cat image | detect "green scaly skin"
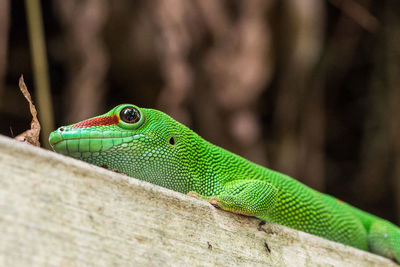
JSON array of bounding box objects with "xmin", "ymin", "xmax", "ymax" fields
[{"xmin": 49, "ymin": 104, "xmax": 400, "ymax": 263}]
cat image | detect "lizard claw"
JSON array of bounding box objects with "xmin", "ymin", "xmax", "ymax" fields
[
  {"xmin": 187, "ymin": 191, "xmax": 201, "ymax": 199},
  {"xmin": 208, "ymin": 198, "xmax": 222, "ymax": 209}
]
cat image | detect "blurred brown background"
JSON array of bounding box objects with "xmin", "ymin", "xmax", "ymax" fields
[{"xmin": 0, "ymin": 0, "xmax": 399, "ymax": 224}]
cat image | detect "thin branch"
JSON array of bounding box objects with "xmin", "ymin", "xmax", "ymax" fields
[
  {"xmin": 329, "ymin": 0, "xmax": 380, "ymax": 32},
  {"xmin": 25, "ymin": 0, "xmax": 54, "ymax": 149}
]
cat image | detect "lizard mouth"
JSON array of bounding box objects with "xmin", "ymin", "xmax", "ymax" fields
[{"xmin": 49, "ymin": 128, "xmax": 143, "ymax": 157}]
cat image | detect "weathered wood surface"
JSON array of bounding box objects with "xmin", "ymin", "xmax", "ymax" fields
[{"xmin": 0, "ymin": 135, "xmax": 397, "ymax": 266}]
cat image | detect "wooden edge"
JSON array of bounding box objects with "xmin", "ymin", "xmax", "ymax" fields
[{"xmin": 0, "ymin": 135, "xmax": 397, "ymax": 266}]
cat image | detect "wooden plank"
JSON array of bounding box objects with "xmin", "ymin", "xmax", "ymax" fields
[{"xmin": 0, "ymin": 135, "xmax": 396, "ymax": 266}]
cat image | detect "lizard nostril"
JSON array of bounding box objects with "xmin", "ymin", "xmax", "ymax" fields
[{"xmin": 59, "ymin": 127, "xmax": 65, "ymax": 132}]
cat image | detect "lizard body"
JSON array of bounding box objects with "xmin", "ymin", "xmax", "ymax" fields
[{"xmin": 49, "ymin": 104, "xmax": 400, "ymax": 263}]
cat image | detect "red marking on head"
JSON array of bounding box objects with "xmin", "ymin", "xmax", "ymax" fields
[{"xmin": 71, "ymin": 115, "xmax": 119, "ymax": 128}]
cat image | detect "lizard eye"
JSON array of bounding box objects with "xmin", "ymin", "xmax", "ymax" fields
[{"xmin": 120, "ymin": 107, "xmax": 140, "ymax": 124}]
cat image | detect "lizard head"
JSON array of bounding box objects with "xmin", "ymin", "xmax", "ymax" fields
[{"xmin": 49, "ymin": 104, "xmax": 199, "ymax": 193}]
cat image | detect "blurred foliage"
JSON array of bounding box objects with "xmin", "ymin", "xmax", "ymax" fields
[{"xmin": 0, "ymin": 0, "xmax": 399, "ymax": 223}]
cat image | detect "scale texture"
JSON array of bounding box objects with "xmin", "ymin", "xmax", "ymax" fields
[{"xmin": 49, "ymin": 104, "xmax": 400, "ymax": 263}]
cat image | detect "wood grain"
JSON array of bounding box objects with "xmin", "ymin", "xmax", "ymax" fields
[{"xmin": 0, "ymin": 135, "xmax": 396, "ymax": 266}]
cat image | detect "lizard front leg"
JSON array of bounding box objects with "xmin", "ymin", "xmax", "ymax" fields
[{"xmin": 190, "ymin": 180, "xmax": 278, "ymax": 217}]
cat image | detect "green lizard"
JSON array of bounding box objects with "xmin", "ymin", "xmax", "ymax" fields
[{"xmin": 49, "ymin": 104, "xmax": 400, "ymax": 263}]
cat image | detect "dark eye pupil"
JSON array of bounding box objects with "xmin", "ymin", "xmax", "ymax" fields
[{"xmin": 120, "ymin": 107, "xmax": 140, "ymax": 123}]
